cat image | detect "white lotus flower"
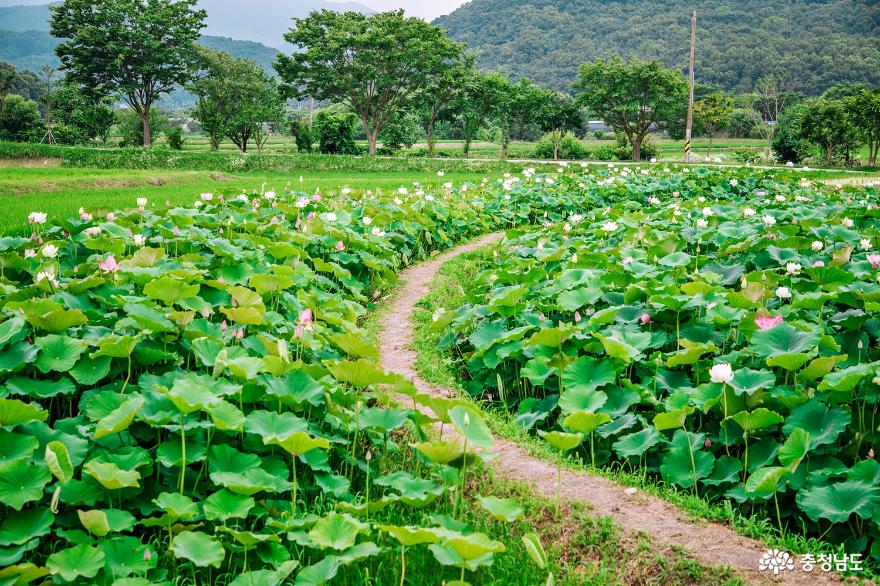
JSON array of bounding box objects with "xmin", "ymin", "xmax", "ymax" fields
[
  {"xmin": 136, "ymin": 198, "xmax": 148, "ymax": 209},
  {"xmin": 24, "ymin": 249, "xmax": 36, "ymax": 258},
  {"xmin": 601, "ymin": 221, "xmax": 619, "ymax": 232},
  {"xmin": 842, "ymin": 217, "xmax": 854, "ymax": 228},
  {"xmin": 811, "ymin": 241, "xmax": 823, "ymax": 252},
  {"xmin": 200, "ymin": 193, "xmax": 213, "ymax": 201},
  {"xmin": 326, "ymin": 212, "xmax": 337, "ymax": 222},
  {"xmin": 133, "ymin": 234, "xmax": 145, "ymax": 246},
  {"xmin": 860, "ymin": 238, "xmax": 872, "ymax": 250},
  {"xmin": 28, "ymin": 212, "xmax": 47, "ymax": 225},
  {"xmin": 696, "ymin": 218, "xmax": 708, "ymax": 228},
  {"xmin": 362, "ymin": 216, "xmax": 373, "ymax": 226},
  {"xmin": 743, "ymin": 207, "xmax": 756, "ymax": 218},
  {"xmin": 41, "ymin": 244, "xmax": 58, "ymax": 258},
  {"xmin": 84, "ymin": 227, "xmax": 101, "ymax": 237},
  {"xmin": 398, "ymin": 188, "xmax": 408, "ymax": 195},
  {"xmin": 763, "ymin": 215, "xmax": 776, "ymax": 226},
  {"xmin": 709, "ymin": 363, "xmax": 734, "ymax": 384},
  {"xmin": 702, "ymin": 207, "xmax": 713, "ymax": 217},
  {"xmin": 296, "ymin": 198, "xmax": 309, "ymax": 208},
  {"xmin": 786, "ymin": 262, "xmax": 802, "ymax": 275},
  {"xmin": 776, "ymin": 286, "xmax": 791, "ymax": 299}
]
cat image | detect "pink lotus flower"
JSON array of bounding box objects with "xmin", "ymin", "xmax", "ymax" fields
[
  {"xmin": 165, "ymin": 199, "xmax": 171, "ymax": 207},
  {"xmin": 312, "ymin": 193, "xmax": 321, "ymax": 202},
  {"xmin": 640, "ymin": 313, "xmax": 651, "ymax": 325},
  {"xmin": 868, "ymin": 254, "xmax": 880, "ymax": 269},
  {"xmin": 220, "ymin": 320, "xmax": 227, "ymax": 332},
  {"xmin": 144, "ymin": 548, "xmax": 151, "ymax": 562},
  {"xmin": 106, "ymin": 212, "xmax": 116, "ymax": 221},
  {"xmin": 336, "ymin": 241, "xmax": 345, "ymax": 251},
  {"xmin": 295, "ymin": 309, "xmax": 313, "ymax": 338},
  {"xmin": 704, "ymin": 437, "xmax": 712, "ymax": 448},
  {"xmin": 307, "ymin": 212, "xmax": 316, "ymax": 221},
  {"xmin": 813, "ymin": 260, "xmax": 825, "ymax": 267},
  {"xmin": 172, "ymin": 226, "xmax": 180, "ymax": 236},
  {"xmin": 755, "ymin": 314, "xmax": 784, "ymax": 330},
  {"xmin": 574, "ymin": 310, "xmax": 581, "ymax": 323},
  {"xmin": 201, "ymin": 308, "xmax": 211, "ymax": 318},
  {"xmin": 235, "ymin": 328, "xmax": 244, "ymax": 340},
  {"xmin": 98, "ymin": 255, "xmax": 120, "ymax": 273}
]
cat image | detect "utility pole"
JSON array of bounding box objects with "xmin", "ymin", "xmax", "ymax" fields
[
  {"xmin": 684, "ymin": 10, "xmax": 696, "ymax": 162},
  {"xmin": 308, "ymin": 96, "xmax": 314, "ymax": 129},
  {"xmin": 40, "ymin": 65, "xmax": 56, "ymax": 145}
]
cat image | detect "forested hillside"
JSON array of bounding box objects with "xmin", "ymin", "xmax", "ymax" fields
[{"xmin": 434, "ymin": 0, "xmax": 880, "ymax": 95}]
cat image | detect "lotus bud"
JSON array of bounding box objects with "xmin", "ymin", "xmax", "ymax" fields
[
  {"xmin": 365, "ymin": 449, "xmax": 372, "ymax": 462},
  {"xmin": 869, "ymin": 448, "xmax": 874, "ymax": 459},
  {"xmin": 51, "ymin": 486, "xmax": 61, "ymax": 514},
  {"xmin": 704, "ymin": 437, "xmax": 712, "ymax": 448},
  {"xmin": 144, "ymin": 548, "xmax": 152, "ymax": 562}
]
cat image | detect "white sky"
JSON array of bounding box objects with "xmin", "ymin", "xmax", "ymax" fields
[{"xmin": 331, "ymin": 0, "xmax": 470, "ymax": 20}]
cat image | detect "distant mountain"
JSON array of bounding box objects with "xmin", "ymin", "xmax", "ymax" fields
[
  {"xmin": 433, "ymin": 0, "xmax": 880, "ymax": 95},
  {"xmin": 0, "ymin": 0, "xmax": 374, "ymax": 49}
]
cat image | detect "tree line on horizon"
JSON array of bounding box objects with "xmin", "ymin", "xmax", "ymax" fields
[{"xmin": 0, "ymin": 0, "xmax": 877, "ymax": 165}]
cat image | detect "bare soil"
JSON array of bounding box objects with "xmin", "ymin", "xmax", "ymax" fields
[{"xmin": 376, "ymin": 232, "xmax": 841, "ymax": 586}]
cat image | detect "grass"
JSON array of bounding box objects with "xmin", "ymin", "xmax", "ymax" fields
[
  {"xmin": 0, "ymin": 166, "xmax": 497, "ymax": 235},
  {"xmin": 405, "ymin": 246, "xmax": 870, "ymax": 577}
]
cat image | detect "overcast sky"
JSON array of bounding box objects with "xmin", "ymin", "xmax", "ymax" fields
[{"xmin": 331, "ymin": 0, "xmax": 470, "ymax": 21}]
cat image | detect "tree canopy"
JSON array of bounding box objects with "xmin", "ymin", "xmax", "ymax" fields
[
  {"xmin": 50, "ymin": 0, "xmax": 207, "ymax": 147},
  {"xmin": 275, "ymin": 10, "xmax": 464, "ymax": 155},
  {"xmin": 575, "ymin": 57, "xmax": 688, "ymax": 160}
]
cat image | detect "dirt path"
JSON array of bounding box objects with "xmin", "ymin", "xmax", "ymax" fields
[{"xmin": 377, "ymin": 233, "xmax": 839, "ymax": 586}]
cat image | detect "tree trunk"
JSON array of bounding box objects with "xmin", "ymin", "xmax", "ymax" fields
[
  {"xmin": 826, "ymin": 144, "xmax": 833, "ymax": 165},
  {"xmin": 367, "ymin": 128, "xmax": 378, "ymax": 156},
  {"xmin": 632, "ymin": 137, "xmax": 641, "ymax": 161},
  {"xmin": 140, "ymin": 109, "xmax": 151, "ymax": 148},
  {"xmin": 426, "ymin": 121, "xmax": 435, "ymax": 157},
  {"xmin": 500, "ymin": 128, "xmax": 508, "ymax": 159},
  {"xmin": 210, "ymin": 135, "xmax": 219, "ymax": 151},
  {"xmin": 553, "ymin": 137, "xmax": 560, "ymax": 161},
  {"xmin": 463, "ymin": 134, "xmax": 472, "ymax": 156}
]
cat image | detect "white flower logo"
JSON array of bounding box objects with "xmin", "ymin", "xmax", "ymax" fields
[{"xmin": 758, "ymin": 549, "xmax": 794, "ymax": 575}]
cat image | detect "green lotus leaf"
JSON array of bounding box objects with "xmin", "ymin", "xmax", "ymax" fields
[
  {"xmin": 5, "ymin": 376, "xmax": 77, "ymax": 399},
  {"xmin": 448, "ymin": 405, "xmax": 493, "ymax": 450},
  {"xmin": 0, "ymin": 508, "xmax": 53, "ymax": 547},
  {"xmin": 358, "ymin": 407, "xmax": 410, "ymax": 432},
  {"xmin": 817, "ymin": 363, "xmax": 871, "ymax": 396},
  {"xmin": 29, "ymin": 309, "xmax": 88, "ymax": 333},
  {"xmin": 249, "ymin": 273, "xmax": 294, "ymax": 295},
  {"xmin": 476, "ymin": 495, "xmax": 524, "ymax": 522},
  {"xmin": 69, "ymin": 355, "xmax": 112, "ymax": 385},
  {"xmin": 164, "ymin": 374, "xmax": 224, "ymax": 413},
  {"xmin": 443, "ymin": 532, "xmax": 506, "ymax": 560},
  {"xmin": 83, "ymin": 460, "xmax": 140, "ymax": 490},
  {"xmin": 261, "ymin": 370, "xmax": 325, "ymax": 407},
  {"xmin": 704, "ymin": 455, "xmax": 744, "ymax": 486},
  {"xmin": 413, "ymin": 437, "xmax": 467, "ymax": 464},
  {"xmin": 562, "ymin": 411, "xmax": 611, "ymax": 434},
  {"xmin": 204, "ymin": 489, "xmax": 255, "ymax": 521},
  {"xmin": 0, "ymin": 341, "xmax": 38, "ymax": 374},
  {"xmin": 728, "ymin": 368, "xmax": 776, "ymax": 396},
  {"xmin": 796, "ymin": 480, "xmax": 880, "ymax": 523},
  {"xmin": 0, "ymin": 459, "xmax": 51, "ymax": 510},
  {"xmin": 520, "ymin": 356, "xmax": 556, "ymax": 385},
  {"xmin": 799, "ymin": 355, "xmax": 847, "ymax": 381},
  {"xmin": 91, "ymin": 334, "xmax": 140, "ymax": 359},
  {"xmin": 329, "ymin": 332, "xmax": 380, "ymax": 360},
  {"xmin": 558, "ymin": 388, "xmax": 607, "ymax": 414},
  {"xmin": 144, "ymin": 276, "xmax": 200, "ymax": 306},
  {"xmin": 155, "ymin": 492, "xmax": 199, "ymax": 521},
  {"xmin": 221, "ymin": 306, "xmax": 264, "ymax": 325},
  {"xmin": 34, "ymin": 334, "xmax": 86, "ymax": 373},
  {"xmin": 561, "ymin": 356, "xmax": 617, "ymax": 394},
  {"xmin": 782, "ymin": 399, "xmax": 850, "ymax": 448},
  {"xmin": 206, "ymin": 400, "xmax": 246, "ymax": 431},
  {"xmin": 613, "ymin": 427, "xmax": 663, "ymax": 458},
  {"xmin": 0, "ymin": 562, "xmax": 50, "ymax": 584},
  {"xmin": 100, "ymin": 536, "xmax": 155, "ymax": 578},
  {"xmin": 652, "ymin": 405, "xmax": 695, "ymax": 431},
  {"xmin": 0, "ymin": 430, "xmax": 38, "ymax": 463},
  {"xmin": 294, "ymin": 556, "xmax": 339, "ymax": 586},
  {"xmin": 538, "ymin": 430, "xmax": 582, "ymax": 452},
  {"xmin": 0, "ymin": 316, "xmax": 25, "ymax": 348},
  {"xmin": 778, "ymin": 428, "xmax": 810, "ymax": 472},
  {"xmin": 270, "ymin": 431, "xmax": 330, "ymax": 456},
  {"xmin": 94, "ymin": 395, "xmax": 144, "ymax": 439},
  {"xmin": 309, "ymin": 513, "xmax": 361, "ymax": 551},
  {"xmin": 727, "ymin": 408, "xmax": 783, "ymax": 434},
  {"xmin": 0, "ymin": 398, "xmax": 48, "ymax": 427},
  {"xmin": 658, "ymin": 251, "xmax": 692, "ymax": 267},
  {"xmin": 47, "ymin": 544, "xmax": 105, "ymax": 582},
  {"xmin": 124, "ymin": 302, "xmax": 176, "ymax": 333},
  {"xmin": 327, "ymin": 359, "xmax": 395, "ymax": 386},
  {"xmin": 750, "ymin": 323, "xmax": 819, "ymax": 363},
  {"xmin": 77, "ymin": 509, "xmax": 111, "ymax": 537},
  {"xmin": 659, "ymin": 431, "xmax": 714, "ymax": 488},
  {"xmin": 745, "ymin": 466, "xmax": 788, "ymax": 494},
  {"xmin": 229, "ymin": 561, "xmax": 300, "ymax": 586},
  {"xmin": 172, "ymin": 531, "xmax": 225, "ymax": 568},
  {"xmin": 245, "ymin": 410, "xmax": 309, "ymax": 442},
  {"xmin": 593, "ymin": 332, "xmax": 644, "ymax": 363},
  {"xmin": 526, "ymin": 325, "xmax": 575, "ymax": 348},
  {"xmin": 378, "ymin": 524, "xmax": 443, "ymax": 547},
  {"xmin": 521, "ymin": 532, "xmax": 547, "ymax": 570}
]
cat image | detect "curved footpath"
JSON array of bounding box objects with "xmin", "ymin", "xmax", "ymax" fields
[{"xmin": 377, "ymin": 232, "xmax": 841, "ymax": 586}]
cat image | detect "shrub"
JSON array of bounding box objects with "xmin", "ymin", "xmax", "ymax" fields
[
  {"xmin": 0, "ymin": 94, "xmax": 43, "ymax": 142},
  {"xmin": 166, "ymin": 126, "xmax": 184, "ymax": 150},
  {"xmin": 613, "ymin": 134, "xmax": 658, "ymax": 160},
  {"xmin": 772, "ymin": 104, "xmax": 812, "ymax": 164},
  {"xmin": 118, "ymin": 108, "xmax": 169, "ymax": 148},
  {"xmin": 533, "ymin": 131, "xmax": 587, "ymax": 160},
  {"xmin": 379, "ymin": 110, "xmax": 421, "ymax": 152},
  {"xmin": 314, "ymin": 110, "xmax": 359, "ymax": 155}
]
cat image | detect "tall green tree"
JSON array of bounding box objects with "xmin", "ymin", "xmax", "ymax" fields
[
  {"xmin": 489, "ymin": 75, "xmax": 544, "ymax": 159},
  {"xmin": 52, "ymin": 81, "xmax": 115, "ymax": 143},
  {"xmin": 847, "ymin": 89, "xmax": 880, "ymax": 166},
  {"xmin": 574, "ymin": 58, "xmax": 687, "ymax": 160},
  {"xmin": 535, "ymin": 91, "xmax": 582, "ymax": 160},
  {"xmin": 190, "ymin": 49, "xmax": 285, "ymax": 153},
  {"xmin": 694, "ymin": 92, "xmax": 734, "ymax": 158},
  {"xmin": 50, "ymin": 0, "xmax": 206, "ymax": 147},
  {"xmin": 274, "ymin": 10, "xmax": 463, "ymax": 156},
  {"xmin": 413, "ymin": 53, "xmax": 474, "ymax": 156},
  {"xmin": 455, "ymin": 71, "xmax": 499, "ymax": 156},
  {"xmin": 0, "ymin": 94, "xmax": 42, "ymax": 142},
  {"xmin": 800, "ymin": 98, "xmax": 861, "ymax": 164}
]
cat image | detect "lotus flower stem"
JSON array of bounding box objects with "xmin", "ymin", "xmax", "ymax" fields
[
  {"xmin": 682, "ymin": 421, "xmax": 699, "ymax": 498},
  {"xmin": 454, "ymin": 437, "xmax": 469, "ymax": 519},
  {"xmin": 556, "ymin": 459, "xmax": 561, "ymax": 513},
  {"xmin": 773, "ymin": 490, "xmax": 783, "ymax": 537},
  {"xmin": 179, "ymin": 414, "xmax": 186, "ymax": 495},
  {"xmin": 291, "ymin": 455, "xmax": 298, "ymax": 515}
]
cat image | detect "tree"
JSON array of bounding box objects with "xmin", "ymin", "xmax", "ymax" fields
[
  {"xmin": 52, "ymin": 81, "xmax": 116, "ymax": 143},
  {"xmin": 772, "ymin": 103, "xmax": 811, "ymax": 164},
  {"xmin": 848, "ymin": 89, "xmax": 880, "ymax": 166},
  {"xmin": 800, "ymin": 98, "xmax": 861, "ymax": 165},
  {"xmin": 487, "ymin": 75, "xmax": 544, "ymax": 159},
  {"xmin": 379, "ymin": 110, "xmax": 421, "ymax": 153},
  {"xmin": 413, "ymin": 53, "xmax": 474, "ymax": 156},
  {"xmin": 574, "ymin": 58, "xmax": 687, "ymax": 161},
  {"xmin": 50, "ymin": 0, "xmax": 207, "ymax": 147},
  {"xmin": 314, "ymin": 109, "xmax": 359, "ymax": 155},
  {"xmin": 0, "ymin": 94, "xmax": 43, "ymax": 142},
  {"xmin": 694, "ymin": 92, "xmax": 734, "ymax": 158},
  {"xmin": 190, "ymin": 49, "xmax": 285, "ymax": 153},
  {"xmin": 535, "ymin": 91, "xmax": 582, "ymax": 160},
  {"xmin": 275, "ymin": 10, "xmax": 463, "ymax": 156},
  {"xmin": 455, "ymin": 71, "xmax": 499, "ymax": 156}
]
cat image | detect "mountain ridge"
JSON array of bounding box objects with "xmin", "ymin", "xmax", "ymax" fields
[{"xmin": 433, "ymin": 0, "xmax": 880, "ymax": 95}]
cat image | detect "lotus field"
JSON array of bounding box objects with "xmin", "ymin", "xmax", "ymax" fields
[
  {"xmin": 436, "ymin": 167, "xmax": 880, "ymax": 567},
  {"xmin": 0, "ymin": 182, "xmax": 584, "ymax": 585}
]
